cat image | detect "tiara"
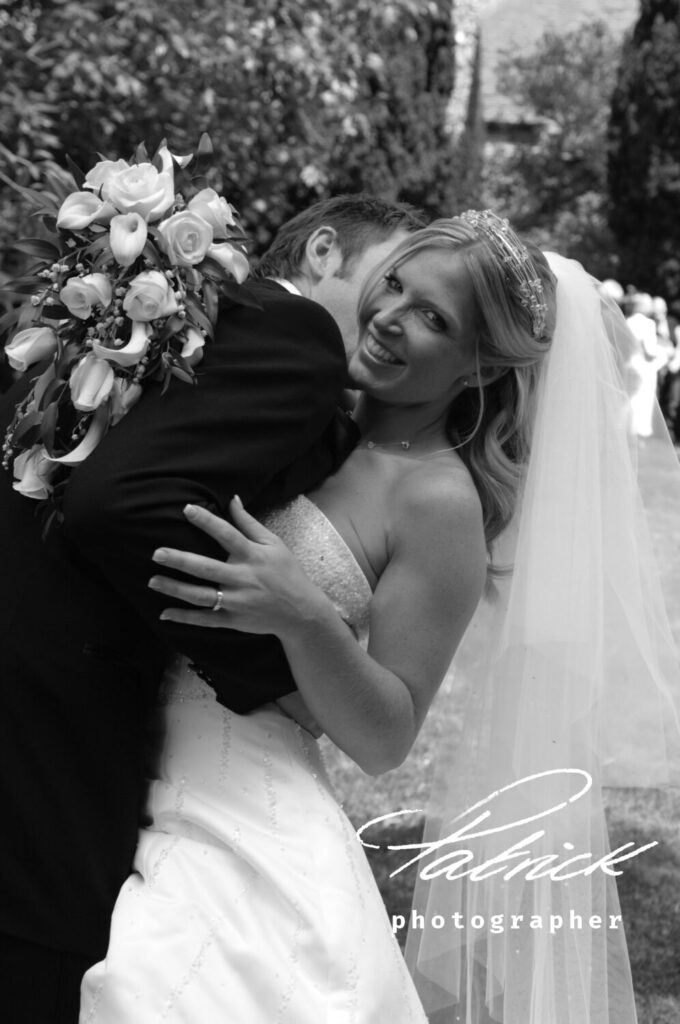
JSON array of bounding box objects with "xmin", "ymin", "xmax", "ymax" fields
[{"xmin": 459, "ymin": 210, "xmax": 548, "ymax": 339}]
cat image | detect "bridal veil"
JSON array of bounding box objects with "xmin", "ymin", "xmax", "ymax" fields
[{"xmin": 405, "ymin": 253, "xmax": 680, "ymax": 1023}]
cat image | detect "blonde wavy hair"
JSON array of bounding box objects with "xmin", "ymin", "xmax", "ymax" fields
[{"xmin": 357, "ymin": 216, "xmax": 558, "ymax": 562}]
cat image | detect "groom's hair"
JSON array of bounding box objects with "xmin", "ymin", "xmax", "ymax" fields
[{"xmin": 254, "ymin": 195, "xmax": 426, "ymax": 281}]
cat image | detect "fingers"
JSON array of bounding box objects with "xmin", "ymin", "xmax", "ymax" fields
[
  {"xmin": 148, "ymin": 574, "xmax": 221, "ymax": 608},
  {"xmin": 158, "ymin": 607, "xmax": 232, "ymax": 629},
  {"xmin": 183, "ymin": 503, "xmax": 251, "ymax": 556},
  {"xmin": 151, "ymin": 546, "xmax": 230, "ymax": 584},
  {"xmin": 229, "ymin": 495, "xmax": 276, "ymax": 543}
]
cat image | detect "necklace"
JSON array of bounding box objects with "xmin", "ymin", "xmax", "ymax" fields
[
  {"xmin": 359, "ymin": 439, "xmax": 458, "ymax": 459},
  {"xmin": 364, "ymin": 439, "xmax": 411, "ymax": 450}
]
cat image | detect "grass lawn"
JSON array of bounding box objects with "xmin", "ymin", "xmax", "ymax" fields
[{"xmin": 320, "ymin": 438, "xmax": 680, "ymax": 1022}]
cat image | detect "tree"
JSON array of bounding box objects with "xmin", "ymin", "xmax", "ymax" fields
[
  {"xmin": 608, "ymin": 0, "xmax": 680, "ymax": 299},
  {"xmin": 482, "ymin": 20, "xmax": 622, "ymax": 277},
  {"xmin": 0, "ymin": 0, "xmax": 458, "ymax": 269}
]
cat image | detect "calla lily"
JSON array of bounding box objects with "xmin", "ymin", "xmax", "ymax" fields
[
  {"xmin": 5, "ymin": 326, "xmax": 58, "ymax": 371},
  {"xmin": 110, "ymin": 378, "xmax": 144, "ymax": 426},
  {"xmin": 12, "ymin": 445, "xmax": 56, "ymax": 500},
  {"xmin": 92, "ymin": 321, "xmax": 151, "ymax": 368},
  {"xmin": 45, "ymin": 403, "xmax": 110, "ymax": 466},
  {"xmin": 181, "ymin": 327, "xmax": 205, "ymax": 367},
  {"xmin": 69, "ymin": 354, "xmax": 115, "ymax": 412},
  {"xmin": 206, "ymin": 243, "xmax": 249, "ymax": 283},
  {"xmin": 109, "ymin": 212, "xmax": 148, "ymax": 268},
  {"xmin": 57, "ymin": 191, "xmax": 114, "ymax": 230}
]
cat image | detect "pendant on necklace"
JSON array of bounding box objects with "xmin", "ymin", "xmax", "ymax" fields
[{"xmin": 366, "ymin": 440, "xmax": 411, "ymax": 450}]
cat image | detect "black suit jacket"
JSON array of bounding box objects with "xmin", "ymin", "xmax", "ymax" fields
[{"xmin": 0, "ymin": 280, "xmax": 356, "ymax": 958}]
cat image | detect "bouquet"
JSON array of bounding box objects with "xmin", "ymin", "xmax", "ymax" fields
[{"xmin": 1, "ymin": 135, "xmax": 255, "ymax": 523}]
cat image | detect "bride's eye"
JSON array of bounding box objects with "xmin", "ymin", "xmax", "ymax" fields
[
  {"xmin": 423, "ymin": 309, "xmax": 446, "ymax": 330},
  {"xmin": 384, "ymin": 272, "xmax": 402, "ymax": 292}
]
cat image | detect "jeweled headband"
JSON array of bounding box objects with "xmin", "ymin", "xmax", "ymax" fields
[{"xmin": 459, "ymin": 210, "xmax": 548, "ymax": 339}]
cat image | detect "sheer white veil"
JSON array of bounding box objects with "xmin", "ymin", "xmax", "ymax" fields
[{"xmin": 404, "ymin": 253, "xmax": 680, "ymax": 1023}]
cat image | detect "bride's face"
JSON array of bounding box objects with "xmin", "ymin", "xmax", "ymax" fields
[{"xmin": 348, "ymin": 249, "xmax": 479, "ymax": 405}]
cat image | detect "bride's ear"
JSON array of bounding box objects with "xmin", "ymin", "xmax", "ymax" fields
[
  {"xmin": 304, "ymin": 227, "xmax": 341, "ymax": 281},
  {"xmin": 468, "ymin": 365, "xmax": 507, "ymax": 388}
]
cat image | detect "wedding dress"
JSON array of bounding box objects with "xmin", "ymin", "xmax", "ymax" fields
[{"xmin": 80, "ymin": 495, "xmax": 428, "ymax": 1024}]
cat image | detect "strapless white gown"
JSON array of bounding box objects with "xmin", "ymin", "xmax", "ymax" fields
[{"xmin": 80, "ymin": 497, "xmax": 427, "ymax": 1023}]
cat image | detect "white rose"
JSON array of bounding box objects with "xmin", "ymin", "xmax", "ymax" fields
[
  {"xmin": 69, "ymin": 354, "xmax": 115, "ymax": 411},
  {"xmin": 180, "ymin": 327, "xmax": 205, "ymax": 368},
  {"xmin": 105, "ymin": 162, "xmax": 174, "ymax": 222},
  {"xmin": 5, "ymin": 326, "xmax": 57, "ymax": 371},
  {"xmin": 57, "ymin": 191, "xmax": 114, "ymax": 230},
  {"xmin": 60, "ymin": 273, "xmax": 113, "ymax": 320},
  {"xmin": 12, "ymin": 445, "xmax": 56, "ymax": 500},
  {"xmin": 84, "ymin": 158, "xmax": 130, "ymax": 194},
  {"xmin": 122, "ymin": 270, "xmax": 179, "ymax": 322},
  {"xmin": 158, "ymin": 210, "xmax": 213, "ymax": 266},
  {"xmin": 92, "ymin": 320, "xmax": 151, "ymax": 368},
  {"xmin": 206, "ymin": 243, "xmax": 249, "ymax": 283},
  {"xmin": 187, "ymin": 188, "xmax": 236, "ymax": 239}
]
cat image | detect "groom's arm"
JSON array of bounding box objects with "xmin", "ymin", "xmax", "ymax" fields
[{"xmin": 62, "ymin": 285, "xmax": 352, "ymax": 711}]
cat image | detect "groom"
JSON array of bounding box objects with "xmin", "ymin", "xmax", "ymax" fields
[{"xmin": 0, "ymin": 193, "xmax": 423, "ymax": 1021}]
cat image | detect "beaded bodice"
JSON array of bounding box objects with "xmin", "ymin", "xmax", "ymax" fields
[{"xmin": 261, "ymin": 494, "xmax": 372, "ymax": 649}]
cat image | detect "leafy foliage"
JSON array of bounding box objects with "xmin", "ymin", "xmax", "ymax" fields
[
  {"xmin": 482, "ymin": 20, "xmax": 622, "ymax": 277},
  {"xmin": 608, "ymin": 0, "xmax": 680, "ymax": 298},
  {"xmin": 0, "ymin": 0, "xmax": 458, "ymax": 273}
]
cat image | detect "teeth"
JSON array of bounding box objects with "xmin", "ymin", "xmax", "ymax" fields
[{"xmin": 366, "ymin": 335, "xmax": 402, "ymax": 365}]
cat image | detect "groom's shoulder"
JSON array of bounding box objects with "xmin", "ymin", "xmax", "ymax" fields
[{"xmin": 217, "ymin": 278, "xmax": 343, "ymax": 349}]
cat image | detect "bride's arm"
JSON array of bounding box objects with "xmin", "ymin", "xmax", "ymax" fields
[{"xmin": 150, "ymin": 481, "xmax": 486, "ymax": 775}]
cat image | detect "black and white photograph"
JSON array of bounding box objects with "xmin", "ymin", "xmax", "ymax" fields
[{"xmin": 0, "ymin": 1, "xmax": 679, "ymax": 1022}]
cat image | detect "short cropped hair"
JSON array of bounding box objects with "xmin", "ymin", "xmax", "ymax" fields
[{"xmin": 254, "ymin": 194, "xmax": 427, "ymax": 281}]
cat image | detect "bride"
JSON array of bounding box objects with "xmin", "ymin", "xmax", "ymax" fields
[{"xmin": 80, "ymin": 213, "xmax": 680, "ymax": 1023}]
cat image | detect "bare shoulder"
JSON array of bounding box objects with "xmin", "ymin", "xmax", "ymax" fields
[
  {"xmin": 383, "ymin": 454, "xmax": 487, "ymax": 620},
  {"xmin": 390, "ymin": 455, "xmax": 484, "ymax": 547}
]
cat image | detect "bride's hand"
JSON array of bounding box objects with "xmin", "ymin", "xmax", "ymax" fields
[{"xmin": 149, "ymin": 497, "xmax": 328, "ymax": 636}]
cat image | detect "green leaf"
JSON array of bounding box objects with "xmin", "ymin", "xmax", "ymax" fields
[
  {"xmin": 203, "ymin": 280, "xmax": 219, "ymax": 326},
  {"xmin": 0, "ymin": 307, "xmax": 22, "ymax": 335},
  {"xmin": 141, "ymin": 240, "xmax": 163, "ymax": 267},
  {"xmin": 170, "ymin": 365, "xmax": 196, "ymax": 385},
  {"xmin": 55, "ymin": 342, "xmax": 81, "ymax": 376},
  {"xmin": 13, "ymin": 238, "xmax": 62, "ymax": 261},
  {"xmin": 38, "ymin": 378, "xmax": 68, "ymax": 413},
  {"xmin": 13, "ymin": 409, "xmax": 43, "ymax": 445},
  {"xmin": 184, "ymin": 295, "xmax": 213, "ymax": 338},
  {"xmin": 40, "ymin": 401, "xmax": 60, "ymax": 455},
  {"xmin": 41, "ymin": 303, "xmax": 70, "ymax": 319},
  {"xmin": 84, "ymin": 235, "xmax": 112, "ymax": 260},
  {"xmin": 40, "ymin": 215, "xmax": 59, "ymax": 235},
  {"xmin": 9, "ymin": 279, "xmax": 43, "ymax": 295},
  {"xmin": 135, "ymin": 141, "xmax": 151, "ymax": 165},
  {"xmin": 158, "ymin": 315, "xmax": 187, "ymax": 342},
  {"xmin": 197, "ymin": 133, "xmax": 214, "ymax": 159},
  {"xmin": 65, "ymin": 155, "xmax": 86, "ymax": 190},
  {"xmin": 0, "ymin": 169, "xmax": 45, "ymax": 209}
]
